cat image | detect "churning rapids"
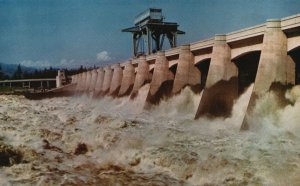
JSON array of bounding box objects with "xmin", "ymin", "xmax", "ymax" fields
[{"xmin": 1, "ymin": 84, "xmax": 300, "ymax": 185}]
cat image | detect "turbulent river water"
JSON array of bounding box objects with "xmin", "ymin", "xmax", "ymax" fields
[{"xmin": 1, "ymin": 84, "xmax": 300, "ymax": 185}]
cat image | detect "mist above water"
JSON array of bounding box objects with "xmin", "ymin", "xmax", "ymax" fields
[{"xmin": 1, "ymin": 84, "xmax": 300, "ymax": 185}]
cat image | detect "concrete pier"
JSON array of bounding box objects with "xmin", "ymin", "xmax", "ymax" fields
[
  {"xmin": 146, "ymin": 51, "xmax": 174, "ymax": 105},
  {"xmin": 195, "ymin": 35, "xmax": 238, "ymax": 119},
  {"xmin": 79, "ymin": 72, "xmax": 87, "ymax": 93},
  {"xmin": 71, "ymin": 74, "xmax": 78, "ymax": 84},
  {"xmin": 119, "ymin": 60, "xmax": 135, "ymax": 97},
  {"xmin": 251, "ymin": 20, "xmax": 288, "ymax": 94},
  {"xmin": 101, "ymin": 66, "xmax": 113, "ymax": 96},
  {"xmin": 241, "ymin": 20, "xmax": 289, "ymax": 130},
  {"xmin": 287, "ymin": 55, "xmax": 296, "ymax": 85},
  {"xmin": 109, "ymin": 64, "xmax": 123, "ymax": 97},
  {"xmin": 131, "ymin": 56, "xmax": 150, "ymax": 99},
  {"xmin": 75, "ymin": 73, "xmax": 82, "ymax": 93},
  {"xmin": 56, "ymin": 70, "xmax": 63, "ymax": 88},
  {"xmin": 88, "ymin": 69, "xmax": 98, "ymax": 95},
  {"xmin": 93, "ymin": 68, "xmax": 105, "ymax": 97},
  {"xmin": 54, "ymin": 12, "xmax": 300, "ymax": 131},
  {"xmin": 172, "ymin": 44, "xmax": 201, "ymax": 94},
  {"xmin": 84, "ymin": 71, "xmax": 92, "ymax": 93}
]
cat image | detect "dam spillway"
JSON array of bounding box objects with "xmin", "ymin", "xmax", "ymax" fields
[
  {"xmin": 3, "ymin": 9, "xmax": 300, "ymax": 185},
  {"xmin": 57, "ymin": 13, "xmax": 300, "ymax": 131}
]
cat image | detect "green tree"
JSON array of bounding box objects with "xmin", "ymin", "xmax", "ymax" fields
[
  {"xmin": 0, "ymin": 64, "xmax": 4, "ymax": 80},
  {"xmin": 13, "ymin": 64, "xmax": 23, "ymax": 79}
]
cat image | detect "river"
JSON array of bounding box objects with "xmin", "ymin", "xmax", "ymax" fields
[{"xmin": 1, "ymin": 84, "xmax": 300, "ymax": 185}]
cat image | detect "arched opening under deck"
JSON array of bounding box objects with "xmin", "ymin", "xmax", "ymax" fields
[
  {"xmin": 169, "ymin": 64, "xmax": 178, "ymax": 77},
  {"xmin": 195, "ymin": 59, "xmax": 211, "ymax": 89},
  {"xmin": 288, "ymin": 46, "xmax": 300, "ymax": 85},
  {"xmin": 232, "ymin": 51, "xmax": 261, "ymax": 94}
]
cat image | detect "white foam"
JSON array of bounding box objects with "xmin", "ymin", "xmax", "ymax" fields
[{"xmin": 1, "ymin": 83, "xmax": 300, "ymax": 185}]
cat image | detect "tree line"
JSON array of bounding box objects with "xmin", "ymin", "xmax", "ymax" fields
[
  {"xmin": 0, "ymin": 65, "xmax": 7, "ymax": 80},
  {"xmin": 0, "ymin": 64, "xmax": 93, "ymax": 80}
]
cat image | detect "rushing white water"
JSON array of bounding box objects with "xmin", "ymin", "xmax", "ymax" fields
[{"xmin": 1, "ymin": 84, "xmax": 300, "ymax": 185}]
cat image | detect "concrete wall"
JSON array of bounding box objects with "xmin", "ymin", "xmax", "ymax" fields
[
  {"xmin": 79, "ymin": 72, "xmax": 87, "ymax": 93},
  {"xmin": 93, "ymin": 68, "xmax": 104, "ymax": 97},
  {"xmin": 84, "ymin": 71, "xmax": 92, "ymax": 93},
  {"xmin": 252, "ymin": 20, "xmax": 288, "ymax": 94},
  {"xmin": 205, "ymin": 35, "xmax": 236, "ymax": 87},
  {"xmin": 71, "ymin": 74, "xmax": 78, "ymax": 84},
  {"xmin": 109, "ymin": 64, "xmax": 123, "ymax": 97},
  {"xmin": 131, "ymin": 56, "xmax": 150, "ymax": 99},
  {"xmin": 119, "ymin": 60, "xmax": 135, "ymax": 97},
  {"xmin": 241, "ymin": 20, "xmax": 289, "ymax": 130},
  {"xmin": 75, "ymin": 73, "xmax": 82, "ymax": 92},
  {"xmin": 287, "ymin": 55, "xmax": 296, "ymax": 85},
  {"xmin": 101, "ymin": 66, "xmax": 113, "ymax": 95},
  {"xmin": 146, "ymin": 51, "xmax": 174, "ymax": 105},
  {"xmin": 57, "ymin": 13, "xmax": 300, "ymax": 131},
  {"xmin": 195, "ymin": 35, "xmax": 238, "ymax": 119},
  {"xmin": 56, "ymin": 70, "xmax": 63, "ymax": 88},
  {"xmin": 172, "ymin": 44, "xmax": 201, "ymax": 94},
  {"xmin": 88, "ymin": 69, "xmax": 98, "ymax": 95}
]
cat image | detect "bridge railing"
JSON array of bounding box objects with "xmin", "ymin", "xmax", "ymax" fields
[{"xmin": 281, "ymin": 13, "xmax": 300, "ymax": 30}]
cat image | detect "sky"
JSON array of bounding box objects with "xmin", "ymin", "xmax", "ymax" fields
[{"xmin": 1, "ymin": 0, "xmax": 300, "ymax": 69}]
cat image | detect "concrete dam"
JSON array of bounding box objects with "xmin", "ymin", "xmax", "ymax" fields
[{"xmin": 56, "ymin": 13, "xmax": 300, "ymax": 131}]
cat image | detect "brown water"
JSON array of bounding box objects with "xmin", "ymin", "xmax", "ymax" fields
[{"xmin": 1, "ymin": 84, "xmax": 300, "ymax": 185}]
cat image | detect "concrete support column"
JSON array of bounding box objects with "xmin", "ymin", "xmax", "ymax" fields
[
  {"xmin": 101, "ymin": 66, "xmax": 113, "ymax": 95},
  {"xmin": 75, "ymin": 74, "xmax": 78, "ymax": 84},
  {"xmin": 206, "ymin": 35, "xmax": 235, "ymax": 87},
  {"xmin": 88, "ymin": 69, "xmax": 98, "ymax": 94},
  {"xmin": 195, "ymin": 34, "xmax": 238, "ymax": 119},
  {"xmin": 287, "ymin": 55, "xmax": 296, "ymax": 85},
  {"xmin": 84, "ymin": 70, "xmax": 92, "ymax": 92},
  {"xmin": 252, "ymin": 20, "xmax": 288, "ymax": 94},
  {"xmin": 119, "ymin": 60, "xmax": 136, "ymax": 97},
  {"xmin": 71, "ymin": 75, "xmax": 77, "ymax": 84},
  {"xmin": 79, "ymin": 72, "xmax": 87, "ymax": 92},
  {"xmin": 93, "ymin": 68, "xmax": 104, "ymax": 97},
  {"xmin": 241, "ymin": 19, "xmax": 288, "ymax": 130},
  {"xmin": 172, "ymin": 44, "xmax": 201, "ymax": 94},
  {"xmin": 146, "ymin": 51, "xmax": 174, "ymax": 104},
  {"xmin": 131, "ymin": 56, "xmax": 150, "ymax": 98},
  {"xmin": 56, "ymin": 70, "xmax": 62, "ymax": 88},
  {"xmin": 109, "ymin": 64, "xmax": 123, "ymax": 97},
  {"xmin": 75, "ymin": 73, "xmax": 82, "ymax": 92}
]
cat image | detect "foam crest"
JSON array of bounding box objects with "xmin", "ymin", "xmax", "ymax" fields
[
  {"xmin": 148, "ymin": 87, "xmax": 202, "ymax": 120},
  {"xmin": 2, "ymin": 83, "xmax": 300, "ymax": 185}
]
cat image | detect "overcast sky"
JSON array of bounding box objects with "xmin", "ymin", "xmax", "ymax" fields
[{"xmin": 1, "ymin": 0, "xmax": 300, "ymax": 68}]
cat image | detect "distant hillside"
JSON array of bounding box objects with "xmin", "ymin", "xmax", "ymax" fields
[{"xmin": 0, "ymin": 63, "xmax": 36, "ymax": 77}]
